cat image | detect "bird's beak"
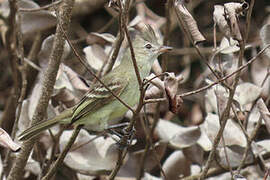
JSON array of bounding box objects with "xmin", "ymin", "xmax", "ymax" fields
[{"xmin": 158, "ymin": 46, "xmax": 173, "ymax": 53}]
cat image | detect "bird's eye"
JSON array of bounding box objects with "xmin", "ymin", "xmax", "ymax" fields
[{"xmin": 145, "ymin": 43, "xmax": 152, "ymax": 49}]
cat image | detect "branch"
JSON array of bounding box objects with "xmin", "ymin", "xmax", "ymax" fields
[
  {"xmin": 7, "ymin": 1, "xmax": 75, "ymax": 179},
  {"xmin": 41, "ymin": 125, "xmax": 82, "ymax": 180},
  {"xmin": 179, "ymin": 44, "xmax": 270, "ymax": 98}
]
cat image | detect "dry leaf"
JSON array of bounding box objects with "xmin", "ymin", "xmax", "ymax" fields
[
  {"xmin": 256, "ymin": 98, "xmax": 270, "ymax": 134},
  {"xmin": 217, "ymin": 145, "xmax": 253, "ymax": 168},
  {"xmin": 260, "ymin": 24, "xmax": 270, "ymax": 58},
  {"xmin": 164, "ymin": 73, "xmax": 183, "ymax": 113},
  {"xmin": 219, "ymin": 37, "xmax": 240, "ymax": 54},
  {"xmin": 86, "ymin": 32, "xmax": 116, "ymax": 45},
  {"xmin": 162, "ymin": 151, "xmax": 190, "ymax": 179},
  {"xmin": 60, "ymin": 130, "xmax": 120, "ymax": 175},
  {"xmin": 213, "ymin": 5, "xmax": 231, "ymax": 39},
  {"xmin": 134, "ymin": 142, "xmax": 167, "ymax": 172},
  {"xmin": 174, "ymin": 0, "xmax": 205, "ymax": 44},
  {"xmin": 202, "ymin": 113, "xmax": 246, "ymax": 147},
  {"xmin": 0, "ymin": 128, "xmax": 20, "ymax": 152},
  {"xmin": 223, "ymin": 2, "xmax": 248, "ymax": 41},
  {"xmin": 0, "ymin": 0, "xmax": 56, "ymax": 34}
]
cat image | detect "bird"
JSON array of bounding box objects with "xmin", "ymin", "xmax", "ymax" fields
[{"xmin": 19, "ymin": 25, "xmax": 172, "ymax": 141}]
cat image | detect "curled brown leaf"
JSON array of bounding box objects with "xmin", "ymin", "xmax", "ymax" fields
[
  {"xmin": 174, "ymin": 0, "xmax": 205, "ymax": 44},
  {"xmin": 164, "ymin": 73, "xmax": 183, "ymax": 113}
]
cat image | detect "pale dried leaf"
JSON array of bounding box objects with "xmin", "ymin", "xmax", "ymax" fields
[
  {"xmin": 155, "ymin": 119, "xmax": 200, "ymax": 149},
  {"xmin": 1, "ymin": 0, "xmax": 56, "ymax": 34},
  {"xmin": 134, "ymin": 142, "xmax": 167, "ymax": 172},
  {"xmin": 183, "ymin": 144, "xmax": 204, "ymax": 165},
  {"xmin": 217, "ymin": 145, "xmax": 253, "ymax": 168},
  {"xmin": 162, "ymin": 151, "xmax": 190, "ymax": 180},
  {"xmin": 17, "ymin": 100, "xmax": 31, "ymax": 135},
  {"xmin": 255, "ymin": 140, "xmax": 270, "ymax": 155},
  {"xmin": 205, "ymin": 81, "xmax": 227, "ymax": 114},
  {"xmin": 55, "ymin": 64, "xmax": 75, "ymax": 92},
  {"xmin": 60, "ymin": 130, "xmax": 119, "ymax": 175},
  {"xmin": 83, "ymin": 45, "xmax": 109, "ymax": 71},
  {"xmin": 132, "ymin": 3, "xmax": 166, "ymax": 30},
  {"xmin": 235, "ymin": 83, "xmax": 262, "ymax": 109},
  {"xmin": 143, "ymin": 173, "xmax": 161, "ymax": 180},
  {"xmin": 174, "ymin": 1, "xmax": 205, "ymax": 44},
  {"xmin": 202, "ymin": 113, "xmax": 246, "ymax": 147},
  {"xmin": 0, "ymin": 128, "xmax": 20, "ymax": 152},
  {"xmin": 63, "ymin": 65, "xmax": 89, "ymax": 92},
  {"xmin": 86, "ymin": 32, "xmax": 116, "ymax": 45},
  {"xmin": 170, "ymin": 126, "xmax": 201, "ymax": 149},
  {"xmin": 256, "ymin": 98, "xmax": 270, "ymax": 134},
  {"xmin": 260, "ymin": 24, "xmax": 270, "ymax": 58},
  {"xmin": 196, "ymin": 129, "xmax": 212, "ymax": 151},
  {"xmin": 219, "ymin": 37, "xmax": 240, "ymax": 54},
  {"xmin": 224, "ymin": 2, "xmax": 248, "ymax": 41},
  {"xmin": 213, "ymin": 5, "xmax": 231, "ymax": 39},
  {"xmin": 77, "ymin": 173, "xmax": 96, "ymax": 180},
  {"xmin": 25, "ymin": 153, "xmax": 41, "ymax": 176},
  {"xmin": 155, "ymin": 119, "xmax": 183, "ymax": 142},
  {"xmin": 38, "ymin": 35, "xmax": 70, "ymax": 68},
  {"xmin": 251, "ymin": 59, "xmax": 270, "ymax": 97}
]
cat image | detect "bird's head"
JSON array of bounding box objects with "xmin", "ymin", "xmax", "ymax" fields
[{"xmin": 130, "ymin": 25, "xmax": 172, "ymax": 64}]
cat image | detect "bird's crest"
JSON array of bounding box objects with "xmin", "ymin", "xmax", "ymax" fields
[
  {"xmin": 140, "ymin": 24, "xmax": 158, "ymax": 45},
  {"xmin": 129, "ymin": 24, "xmax": 159, "ymax": 45}
]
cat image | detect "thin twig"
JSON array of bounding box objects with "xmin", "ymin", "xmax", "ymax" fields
[
  {"xmin": 173, "ymin": 1, "xmax": 231, "ymax": 90},
  {"xmin": 200, "ymin": 37, "xmax": 246, "ymax": 179},
  {"xmin": 179, "ymin": 44, "xmax": 270, "ymax": 98},
  {"xmin": 123, "ymin": 17, "xmax": 143, "ymax": 89},
  {"xmin": 236, "ymin": 117, "xmax": 262, "ymax": 173},
  {"xmin": 101, "ymin": 1, "xmax": 125, "ymax": 76},
  {"xmin": 41, "ymin": 125, "xmax": 82, "ymax": 180},
  {"xmin": 137, "ymin": 105, "xmax": 166, "ymax": 180}
]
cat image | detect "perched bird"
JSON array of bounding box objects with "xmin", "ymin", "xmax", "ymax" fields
[{"xmin": 19, "ymin": 25, "xmax": 172, "ymax": 141}]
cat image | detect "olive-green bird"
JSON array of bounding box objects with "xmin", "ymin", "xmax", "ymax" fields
[{"xmin": 19, "ymin": 25, "xmax": 172, "ymax": 141}]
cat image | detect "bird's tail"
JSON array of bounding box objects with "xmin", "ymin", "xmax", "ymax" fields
[{"xmin": 19, "ymin": 108, "xmax": 73, "ymax": 141}]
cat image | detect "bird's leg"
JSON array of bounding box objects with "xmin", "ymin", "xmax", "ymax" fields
[{"xmin": 105, "ymin": 122, "xmax": 136, "ymax": 148}]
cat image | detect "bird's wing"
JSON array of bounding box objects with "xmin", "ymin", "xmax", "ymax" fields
[{"xmin": 70, "ymin": 77, "xmax": 129, "ymax": 124}]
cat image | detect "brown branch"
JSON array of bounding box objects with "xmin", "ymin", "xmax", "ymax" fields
[
  {"xmin": 6, "ymin": 1, "xmax": 75, "ymax": 179},
  {"xmin": 3, "ymin": 5, "xmax": 27, "ymax": 179}
]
